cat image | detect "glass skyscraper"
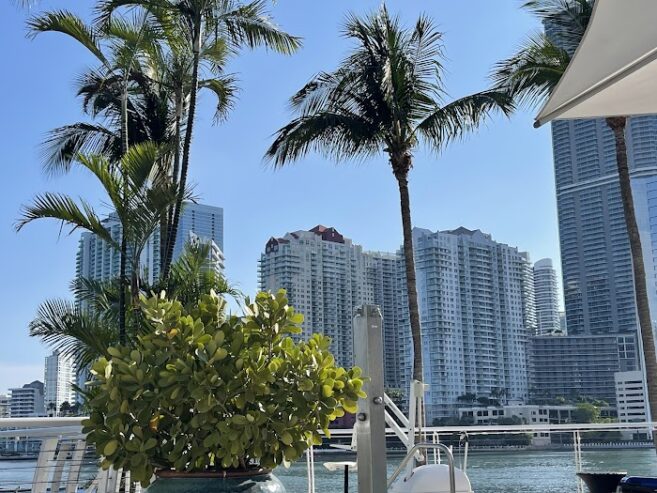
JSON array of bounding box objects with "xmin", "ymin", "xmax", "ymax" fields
[
  {"xmin": 554, "ymin": 116, "xmax": 657, "ymax": 342},
  {"xmin": 76, "ymin": 202, "xmax": 224, "ymax": 288}
]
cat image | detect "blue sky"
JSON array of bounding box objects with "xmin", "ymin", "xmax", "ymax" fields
[{"xmin": 0, "ymin": 1, "xmax": 557, "ymax": 393}]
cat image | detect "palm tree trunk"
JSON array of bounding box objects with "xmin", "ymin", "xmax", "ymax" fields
[
  {"xmin": 162, "ymin": 28, "xmax": 201, "ymax": 281},
  {"xmin": 393, "ymin": 159, "xmax": 423, "ymax": 382},
  {"xmin": 118, "ymin": 85, "xmax": 130, "ymax": 343},
  {"xmin": 161, "ymin": 92, "xmax": 183, "ymax": 276},
  {"xmin": 607, "ymin": 116, "xmax": 657, "ymax": 450}
]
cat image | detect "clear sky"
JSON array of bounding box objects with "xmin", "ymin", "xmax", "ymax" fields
[{"xmin": 0, "ymin": 1, "xmax": 558, "ymax": 393}]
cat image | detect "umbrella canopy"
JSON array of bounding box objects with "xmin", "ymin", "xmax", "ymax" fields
[{"xmin": 535, "ymin": 0, "xmax": 657, "ymax": 127}]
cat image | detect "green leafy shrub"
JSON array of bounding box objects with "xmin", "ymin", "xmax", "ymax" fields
[{"xmin": 82, "ymin": 289, "xmax": 365, "ymax": 485}]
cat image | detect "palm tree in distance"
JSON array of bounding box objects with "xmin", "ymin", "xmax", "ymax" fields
[
  {"xmin": 266, "ymin": 6, "xmax": 513, "ymax": 394},
  {"xmin": 96, "ymin": 0, "xmax": 302, "ymax": 280},
  {"xmin": 492, "ymin": 0, "xmax": 657, "ymax": 449}
]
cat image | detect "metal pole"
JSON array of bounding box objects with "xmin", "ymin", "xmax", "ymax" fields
[
  {"xmin": 344, "ymin": 465, "xmax": 348, "ymax": 493},
  {"xmin": 353, "ymin": 305, "xmax": 387, "ymax": 493}
]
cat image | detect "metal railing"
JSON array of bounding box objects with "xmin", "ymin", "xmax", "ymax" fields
[
  {"xmin": 0, "ymin": 418, "xmax": 117, "ymax": 493},
  {"xmin": 0, "ymin": 417, "xmax": 654, "ymax": 493},
  {"xmin": 387, "ymin": 443, "xmax": 457, "ymax": 492}
]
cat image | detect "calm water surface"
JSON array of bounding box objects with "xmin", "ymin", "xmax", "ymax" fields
[
  {"xmin": 0, "ymin": 449, "xmax": 655, "ymax": 492},
  {"xmin": 274, "ymin": 449, "xmax": 657, "ymax": 493}
]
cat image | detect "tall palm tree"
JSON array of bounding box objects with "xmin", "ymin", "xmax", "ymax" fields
[
  {"xmin": 17, "ymin": 142, "xmax": 179, "ymax": 341},
  {"xmin": 28, "ymin": 11, "xmax": 161, "ymax": 338},
  {"xmin": 266, "ymin": 6, "xmax": 513, "ymax": 388},
  {"xmin": 97, "ymin": 0, "xmax": 301, "ymax": 280},
  {"xmin": 492, "ymin": 0, "xmax": 657, "ymax": 448}
]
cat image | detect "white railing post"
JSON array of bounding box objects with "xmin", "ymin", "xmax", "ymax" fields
[{"xmin": 353, "ymin": 305, "xmax": 387, "ymax": 493}]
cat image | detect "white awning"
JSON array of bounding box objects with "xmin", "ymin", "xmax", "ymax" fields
[{"xmin": 535, "ymin": 0, "xmax": 657, "ymax": 127}]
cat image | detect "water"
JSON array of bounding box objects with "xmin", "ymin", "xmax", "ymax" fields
[
  {"xmin": 0, "ymin": 449, "xmax": 655, "ymax": 492},
  {"xmin": 274, "ymin": 449, "xmax": 657, "ymax": 493}
]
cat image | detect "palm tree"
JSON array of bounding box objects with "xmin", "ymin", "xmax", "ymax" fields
[
  {"xmin": 46, "ymin": 402, "xmax": 57, "ymax": 417},
  {"xmin": 161, "ymin": 240, "xmax": 242, "ymax": 306},
  {"xmin": 97, "ymin": 0, "xmax": 301, "ymax": 280},
  {"xmin": 59, "ymin": 401, "xmax": 72, "ymax": 417},
  {"xmin": 17, "ymin": 142, "xmax": 179, "ymax": 341},
  {"xmin": 266, "ymin": 6, "xmax": 513, "ymax": 389},
  {"xmin": 492, "ymin": 0, "xmax": 657, "ymax": 448},
  {"xmin": 29, "ymin": 241, "xmax": 239, "ymax": 369},
  {"xmin": 28, "ymin": 11, "xmax": 161, "ymax": 338}
]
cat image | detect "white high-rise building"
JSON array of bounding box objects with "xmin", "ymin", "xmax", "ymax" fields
[
  {"xmin": 259, "ymin": 226, "xmax": 404, "ymax": 389},
  {"xmin": 76, "ymin": 202, "xmax": 224, "ymax": 289},
  {"xmin": 399, "ymin": 227, "xmax": 536, "ymax": 420},
  {"xmin": 9, "ymin": 381, "xmax": 45, "ymax": 418},
  {"xmin": 44, "ymin": 351, "xmax": 76, "ymax": 415},
  {"xmin": 615, "ymin": 370, "xmax": 650, "ymax": 439},
  {"xmin": 533, "ymin": 258, "xmax": 562, "ymax": 335}
]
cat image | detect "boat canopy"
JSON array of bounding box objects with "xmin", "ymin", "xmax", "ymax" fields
[{"xmin": 535, "ymin": 0, "xmax": 657, "ymax": 126}]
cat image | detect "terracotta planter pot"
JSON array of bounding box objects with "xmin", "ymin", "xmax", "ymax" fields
[{"xmin": 145, "ymin": 469, "xmax": 286, "ymax": 493}]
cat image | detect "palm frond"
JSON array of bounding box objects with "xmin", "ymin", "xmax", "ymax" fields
[
  {"xmin": 74, "ymin": 153, "xmax": 124, "ymax": 212},
  {"xmin": 416, "ymin": 90, "xmax": 514, "ymax": 150},
  {"xmin": 94, "ymin": 0, "xmax": 153, "ymax": 27},
  {"xmin": 120, "ymin": 140, "xmax": 161, "ymax": 190},
  {"xmin": 200, "ymin": 36, "xmax": 232, "ymax": 70},
  {"xmin": 219, "ymin": 0, "xmax": 301, "ymax": 54},
  {"xmin": 165, "ymin": 240, "xmax": 241, "ymax": 306},
  {"xmin": 16, "ymin": 193, "xmax": 117, "ymax": 247},
  {"xmin": 199, "ymin": 76, "xmax": 238, "ymax": 123},
  {"xmin": 26, "ymin": 11, "xmax": 108, "ymax": 65},
  {"xmin": 71, "ymin": 277, "xmax": 119, "ymax": 323},
  {"xmin": 41, "ymin": 123, "xmax": 119, "ymax": 176},
  {"xmin": 523, "ymin": 0, "xmax": 592, "ymax": 54},
  {"xmin": 29, "ymin": 299, "xmax": 118, "ymax": 368},
  {"xmin": 491, "ymin": 33, "xmax": 570, "ymax": 109},
  {"xmin": 266, "ymin": 112, "xmax": 381, "ymax": 166}
]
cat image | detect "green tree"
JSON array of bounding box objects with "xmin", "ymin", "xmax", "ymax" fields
[
  {"xmin": 28, "ymin": 241, "xmax": 238, "ymax": 369},
  {"xmin": 46, "ymin": 402, "xmax": 57, "ymax": 417},
  {"xmin": 492, "ymin": 0, "xmax": 657, "ymax": 447},
  {"xmin": 59, "ymin": 401, "xmax": 72, "ymax": 416},
  {"xmin": 266, "ymin": 6, "xmax": 512, "ymax": 384},
  {"xmin": 572, "ymin": 402, "xmax": 600, "ymax": 424},
  {"xmin": 98, "ymin": 0, "xmax": 301, "ymax": 280},
  {"xmin": 457, "ymin": 393, "xmax": 477, "ymax": 404},
  {"xmin": 18, "ymin": 142, "xmax": 179, "ymax": 336},
  {"xmin": 28, "ymin": 11, "xmax": 160, "ymax": 339}
]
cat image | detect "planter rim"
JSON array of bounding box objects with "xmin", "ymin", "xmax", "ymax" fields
[{"xmin": 155, "ymin": 468, "xmax": 272, "ymax": 479}]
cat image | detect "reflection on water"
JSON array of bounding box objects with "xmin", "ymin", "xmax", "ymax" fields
[{"xmin": 0, "ymin": 449, "xmax": 655, "ymax": 492}]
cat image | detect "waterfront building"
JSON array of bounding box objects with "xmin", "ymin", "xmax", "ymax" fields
[
  {"xmin": 533, "ymin": 259, "xmax": 561, "ymax": 335},
  {"xmin": 259, "ymin": 226, "xmax": 403, "ymax": 388},
  {"xmin": 553, "ymin": 117, "xmax": 657, "ymax": 340},
  {"xmin": 399, "ymin": 227, "xmax": 536, "ymax": 420},
  {"xmin": 458, "ymin": 403, "xmax": 616, "ymax": 426},
  {"xmin": 549, "ymin": 115, "xmax": 657, "ymax": 405},
  {"xmin": 76, "ymin": 202, "xmax": 224, "ymax": 289},
  {"xmin": 529, "ymin": 334, "xmax": 638, "ymax": 405},
  {"xmin": 44, "ymin": 351, "xmax": 76, "ymax": 416},
  {"xmin": 458, "ymin": 403, "xmax": 617, "ymax": 446},
  {"xmin": 0, "ymin": 394, "xmax": 9, "ymax": 418},
  {"xmin": 9, "ymin": 381, "xmax": 45, "ymax": 418},
  {"xmin": 615, "ymin": 370, "xmax": 650, "ymax": 439}
]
